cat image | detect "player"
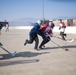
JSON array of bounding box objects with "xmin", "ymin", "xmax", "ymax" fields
[{"xmin": 59, "ymin": 19, "xmax": 66, "ymax": 40}]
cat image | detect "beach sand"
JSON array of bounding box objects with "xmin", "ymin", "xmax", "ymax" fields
[{"xmin": 0, "ymin": 29, "xmax": 76, "ymax": 75}]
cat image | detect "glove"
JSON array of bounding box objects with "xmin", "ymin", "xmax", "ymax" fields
[
  {"xmin": 50, "ymin": 34, "xmax": 53, "ymax": 37},
  {"xmin": 59, "ymin": 27, "xmax": 61, "ymax": 30}
]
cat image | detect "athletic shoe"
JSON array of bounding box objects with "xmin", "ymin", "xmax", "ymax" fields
[
  {"xmin": 43, "ymin": 45, "xmax": 45, "ymax": 47},
  {"xmin": 64, "ymin": 34, "xmax": 67, "ymax": 37},
  {"xmin": 39, "ymin": 46, "xmax": 43, "ymax": 49},
  {"xmin": 24, "ymin": 39, "xmax": 28, "ymax": 46},
  {"xmin": 34, "ymin": 48, "xmax": 39, "ymax": 51}
]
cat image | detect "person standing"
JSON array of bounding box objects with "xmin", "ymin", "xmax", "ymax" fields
[
  {"xmin": 5, "ymin": 23, "xmax": 9, "ymax": 32},
  {"xmin": 0, "ymin": 24, "xmax": 3, "ymax": 35}
]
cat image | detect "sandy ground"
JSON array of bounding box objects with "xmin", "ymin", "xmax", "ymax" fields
[{"xmin": 0, "ymin": 29, "xmax": 76, "ymax": 75}]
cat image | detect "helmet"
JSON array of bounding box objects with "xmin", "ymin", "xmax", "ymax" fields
[
  {"xmin": 49, "ymin": 19, "xmax": 53, "ymax": 22},
  {"xmin": 37, "ymin": 20, "xmax": 41, "ymax": 24},
  {"xmin": 59, "ymin": 19, "xmax": 62, "ymax": 21}
]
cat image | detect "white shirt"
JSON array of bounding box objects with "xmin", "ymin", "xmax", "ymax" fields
[{"xmin": 59, "ymin": 23, "xmax": 65, "ymax": 32}]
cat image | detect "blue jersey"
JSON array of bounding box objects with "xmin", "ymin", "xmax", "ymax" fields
[{"xmin": 29, "ymin": 23, "xmax": 43, "ymax": 37}]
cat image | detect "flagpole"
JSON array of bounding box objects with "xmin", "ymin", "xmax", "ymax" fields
[{"xmin": 43, "ymin": 0, "xmax": 44, "ymax": 25}]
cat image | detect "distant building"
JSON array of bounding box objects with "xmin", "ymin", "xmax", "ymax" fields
[{"xmin": 52, "ymin": 19, "xmax": 76, "ymax": 26}]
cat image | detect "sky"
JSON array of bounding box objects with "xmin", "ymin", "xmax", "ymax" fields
[{"xmin": 0, "ymin": 0, "xmax": 76, "ymax": 21}]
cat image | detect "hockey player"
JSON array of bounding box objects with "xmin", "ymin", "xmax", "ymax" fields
[
  {"xmin": 59, "ymin": 19, "xmax": 66, "ymax": 40},
  {"xmin": 49, "ymin": 20, "xmax": 55, "ymax": 29},
  {"xmin": 40, "ymin": 20, "xmax": 55, "ymax": 48},
  {"xmin": 24, "ymin": 20, "xmax": 42, "ymax": 50}
]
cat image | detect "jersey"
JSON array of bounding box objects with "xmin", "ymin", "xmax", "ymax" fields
[
  {"xmin": 60, "ymin": 22, "xmax": 66, "ymax": 28},
  {"xmin": 41, "ymin": 24, "xmax": 53, "ymax": 36},
  {"xmin": 59, "ymin": 22, "xmax": 66, "ymax": 32}
]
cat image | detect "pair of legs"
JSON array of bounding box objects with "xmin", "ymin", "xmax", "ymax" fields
[
  {"xmin": 24, "ymin": 35, "xmax": 39, "ymax": 49},
  {"xmin": 60, "ymin": 32, "xmax": 66, "ymax": 40},
  {"xmin": 39, "ymin": 35, "xmax": 50, "ymax": 49},
  {"xmin": 0, "ymin": 29, "xmax": 1, "ymax": 35},
  {"xmin": 6, "ymin": 27, "xmax": 9, "ymax": 32}
]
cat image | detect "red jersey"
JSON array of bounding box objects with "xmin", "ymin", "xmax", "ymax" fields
[
  {"xmin": 41, "ymin": 24, "xmax": 52, "ymax": 35},
  {"xmin": 41, "ymin": 24, "xmax": 49, "ymax": 32},
  {"xmin": 60, "ymin": 22, "xmax": 66, "ymax": 28}
]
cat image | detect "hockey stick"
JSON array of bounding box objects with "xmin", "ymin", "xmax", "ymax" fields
[
  {"xmin": 0, "ymin": 43, "xmax": 16, "ymax": 57},
  {"xmin": 44, "ymin": 36, "xmax": 69, "ymax": 51},
  {"xmin": 51, "ymin": 40, "xmax": 69, "ymax": 51},
  {"xmin": 66, "ymin": 39, "xmax": 74, "ymax": 42},
  {"xmin": 53, "ymin": 35, "xmax": 74, "ymax": 43}
]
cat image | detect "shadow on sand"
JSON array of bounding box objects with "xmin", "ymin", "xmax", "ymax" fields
[
  {"xmin": 40, "ymin": 45, "xmax": 76, "ymax": 51},
  {"xmin": 0, "ymin": 51, "xmax": 50, "ymax": 60},
  {"xmin": 0, "ymin": 51, "xmax": 50, "ymax": 67},
  {"xmin": 0, "ymin": 59, "xmax": 39, "ymax": 67}
]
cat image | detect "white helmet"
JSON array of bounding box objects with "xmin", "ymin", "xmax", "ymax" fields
[
  {"xmin": 37, "ymin": 20, "xmax": 41, "ymax": 24},
  {"xmin": 49, "ymin": 19, "xmax": 53, "ymax": 22}
]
